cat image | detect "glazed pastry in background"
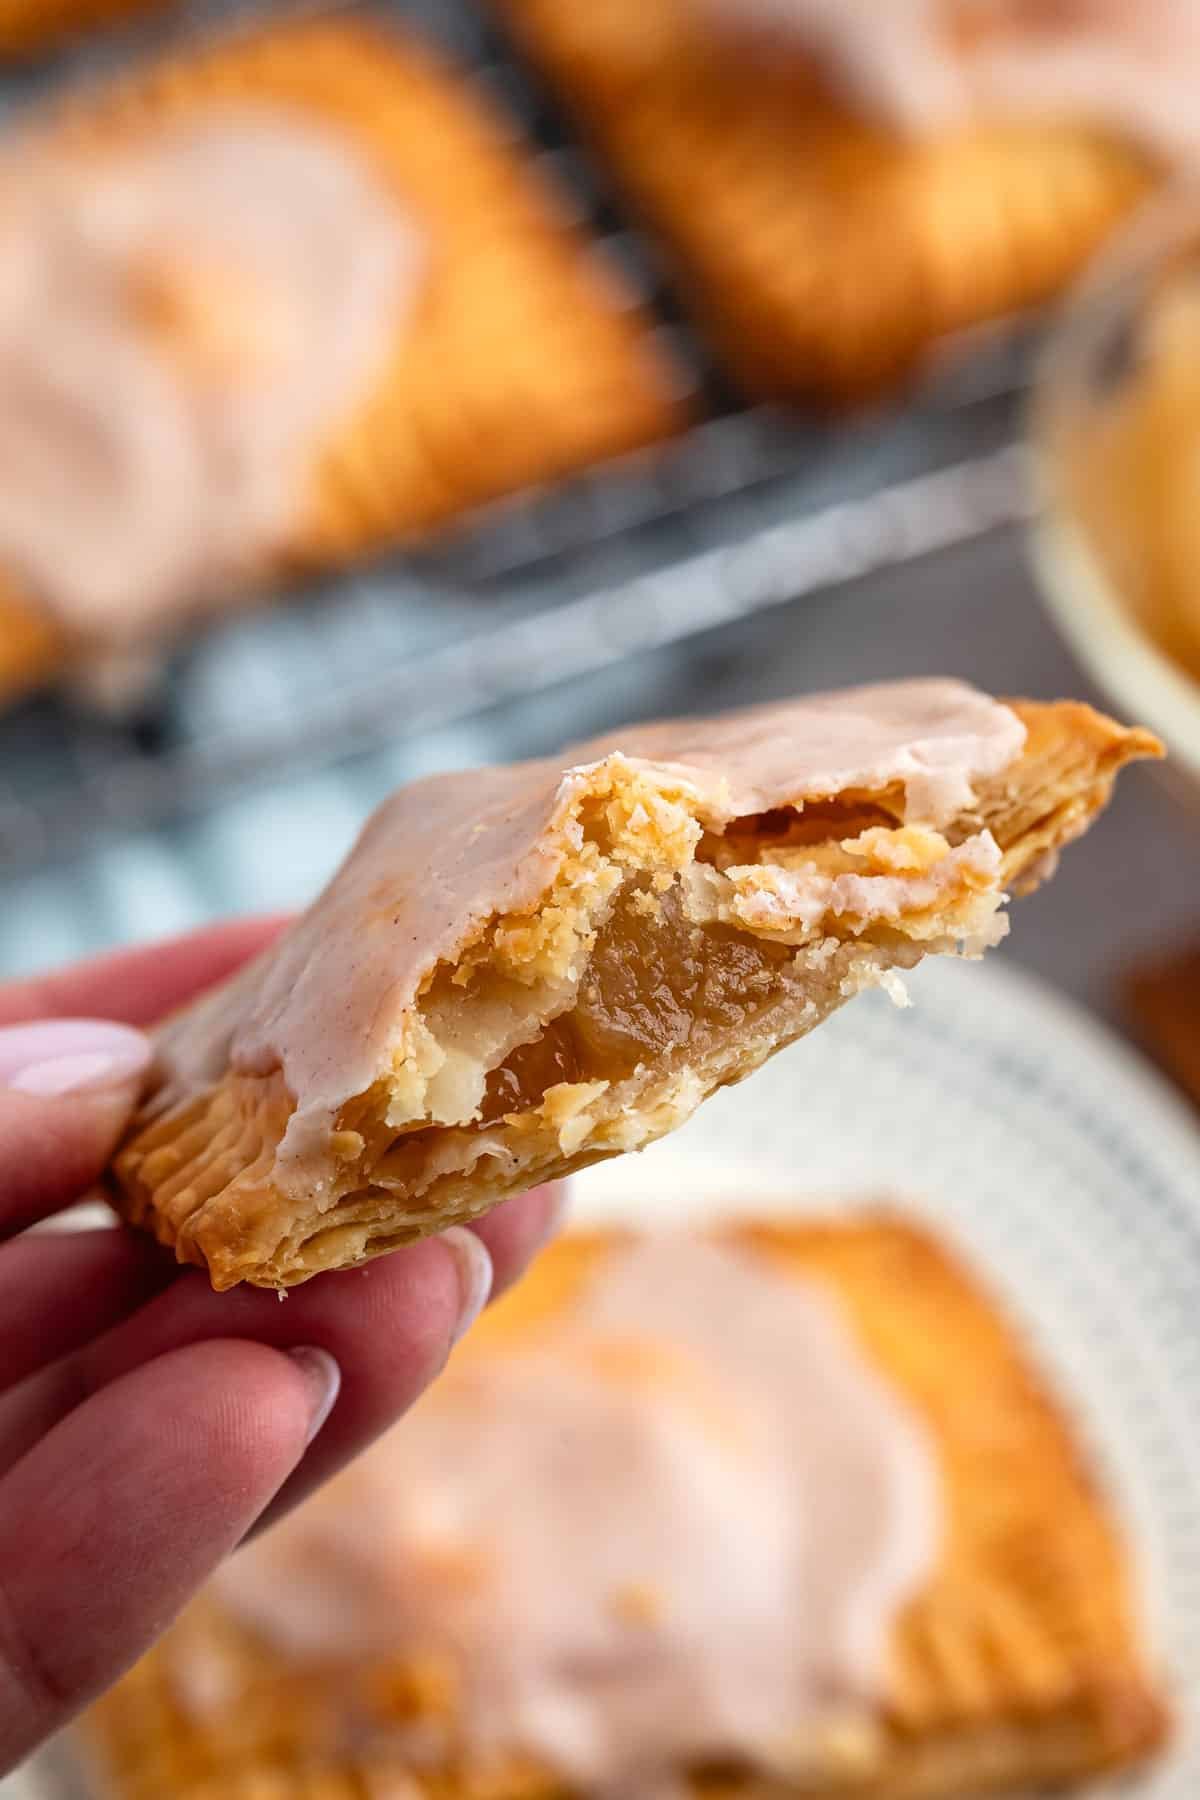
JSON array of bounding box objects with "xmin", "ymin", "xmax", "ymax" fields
[
  {"xmin": 81, "ymin": 1216, "xmax": 1169, "ymax": 1798},
  {"xmin": 493, "ymin": 0, "xmax": 1161, "ymax": 402},
  {"xmin": 0, "ymin": 17, "xmax": 686, "ymax": 709},
  {"xmin": 108, "ymin": 679, "xmax": 1159, "ymax": 1289}
]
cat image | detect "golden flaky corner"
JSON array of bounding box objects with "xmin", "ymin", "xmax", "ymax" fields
[
  {"xmin": 82, "ymin": 1216, "xmax": 1169, "ymax": 1800},
  {"xmin": 491, "ymin": 0, "xmax": 1156, "ymax": 404},
  {"xmin": 0, "ymin": 15, "xmax": 685, "ymax": 706},
  {"xmin": 108, "ymin": 682, "xmax": 1158, "ymax": 1291}
]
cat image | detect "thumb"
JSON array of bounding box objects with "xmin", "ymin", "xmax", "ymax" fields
[{"xmin": 0, "ymin": 1020, "xmax": 152, "ymax": 1235}]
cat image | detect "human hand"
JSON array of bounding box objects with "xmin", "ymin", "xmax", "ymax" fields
[{"xmin": 0, "ymin": 918, "xmax": 562, "ymax": 1775}]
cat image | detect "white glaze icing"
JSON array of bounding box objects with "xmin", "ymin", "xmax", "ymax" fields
[
  {"xmin": 709, "ymin": 0, "xmax": 1200, "ymax": 161},
  {"xmin": 214, "ymin": 1235, "xmax": 941, "ymax": 1785},
  {"xmin": 0, "ymin": 106, "xmax": 419, "ymax": 637}
]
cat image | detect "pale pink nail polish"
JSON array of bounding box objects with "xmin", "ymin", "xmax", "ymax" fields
[
  {"xmin": 287, "ymin": 1345, "xmax": 342, "ymax": 1447},
  {"xmin": 441, "ymin": 1226, "xmax": 494, "ymax": 1345},
  {"xmin": 0, "ymin": 1019, "xmax": 152, "ymax": 1097},
  {"xmin": 537, "ymin": 1181, "xmax": 569, "ymax": 1236}
]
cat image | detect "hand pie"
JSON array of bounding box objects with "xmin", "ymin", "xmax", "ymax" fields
[
  {"xmin": 108, "ymin": 679, "xmax": 1157, "ymax": 1290},
  {"xmin": 80, "ymin": 1215, "xmax": 1169, "ymax": 1799},
  {"xmin": 492, "ymin": 0, "xmax": 1157, "ymax": 402},
  {"xmin": 0, "ymin": 16, "xmax": 685, "ymax": 708}
]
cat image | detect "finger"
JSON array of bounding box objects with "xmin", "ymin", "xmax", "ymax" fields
[
  {"xmin": 0, "ymin": 1228, "xmax": 489, "ymax": 1526},
  {"xmin": 468, "ymin": 1181, "xmax": 565, "ymax": 1300},
  {"xmin": 0, "ymin": 1022, "xmax": 152, "ymax": 1235},
  {"xmin": 0, "ymin": 916, "xmax": 290, "ymax": 1030},
  {"xmin": 0, "ymin": 1229, "xmax": 176, "ymax": 1394},
  {"xmin": 0, "ymin": 1337, "xmax": 336, "ymax": 1774},
  {"xmin": 0, "ymin": 1186, "xmax": 560, "ymax": 1500}
]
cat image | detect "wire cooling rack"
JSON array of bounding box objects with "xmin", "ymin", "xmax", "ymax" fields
[{"xmin": 0, "ymin": 0, "xmax": 1041, "ymax": 877}]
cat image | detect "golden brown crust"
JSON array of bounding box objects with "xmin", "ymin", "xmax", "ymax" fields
[
  {"xmin": 493, "ymin": 0, "xmax": 1156, "ymax": 402},
  {"xmin": 972, "ymin": 698, "xmax": 1162, "ymax": 891},
  {"xmin": 742, "ymin": 1222, "xmax": 1168, "ymax": 1774},
  {"xmin": 0, "ymin": 15, "xmax": 685, "ymax": 703},
  {"xmin": 108, "ymin": 692, "xmax": 1158, "ymax": 1292},
  {"xmin": 82, "ymin": 1217, "xmax": 1169, "ymax": 1798},
  {"xmin": 0, "ymin": 0, "xmax": 158, "ymax": 58}
]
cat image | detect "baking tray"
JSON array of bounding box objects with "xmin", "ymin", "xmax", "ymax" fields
[{"xmin": 0, "ymin": 0, "xmax": 1039, "ymax": 878}]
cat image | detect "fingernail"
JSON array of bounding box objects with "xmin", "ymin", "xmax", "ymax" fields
[
  {"xmin": 287, "ymin": 1345, "xmax": 341, "ymax": 1447},
  {"xmin": 0, "ymin": 1019, "xmax": 153, "ymax": 1098},
  {"xmin": 540, "ymin": 1181, "xmax": 569, "ymax": 1235},
  {"xmin": 441, "ymin": 1226, "xmax": 494, "ymax": 1345}
]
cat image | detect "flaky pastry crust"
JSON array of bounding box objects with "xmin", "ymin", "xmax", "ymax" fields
[
  {"xmin": 108, "ymin": 683, "xmax": 1158, "ymax": 1289},
  {"xmin": 81, "ymin": 1216, "xmax": 1168, "ymax": 1799},
  {"xmin": 493, "ymin": 0, "xmax": 1155, "ymax": 403}
]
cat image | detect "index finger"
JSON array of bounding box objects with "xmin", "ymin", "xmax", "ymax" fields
[{"xmin": 0, "ymin": 916, "xmax": 291, "ymax": 1029}]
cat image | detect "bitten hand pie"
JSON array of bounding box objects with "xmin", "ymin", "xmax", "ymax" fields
[
  {"xmin": 493, "ymin": 0, "xmax": 1159, "ymax": 402},
  {"xmin": 81, "ymin": 1216, "xmax": 1169, "ymax": 1799},
  {"xmin": 108, "ymin": 679, "xmax": 1157, "ymax": 1290},
  {"xmin": 0, "ymin": 16, "xmax": 684, "ymax": 707}
]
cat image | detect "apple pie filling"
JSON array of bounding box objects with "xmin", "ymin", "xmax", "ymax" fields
[{"xmin": 355, "ymin": 809, "xmax": 1005, "ymax": 1197}]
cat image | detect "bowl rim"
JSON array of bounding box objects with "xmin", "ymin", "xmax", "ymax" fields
[
  {"xmin": 1028, "ymin": 185, "xmax": 1200, "ymax": 780},
  {"xmin": 1029, "ymin": 498, "xmax": 1200, "ymax": 780}
]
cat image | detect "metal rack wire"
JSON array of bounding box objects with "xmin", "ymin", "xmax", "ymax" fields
[{"xmin": 0, "ymin": 0, "xmax": 1041, "ymax": 877}]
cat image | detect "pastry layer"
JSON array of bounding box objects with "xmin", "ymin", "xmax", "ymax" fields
[
  {"xmin": 109, "ymin": 680, "xmax": 1157, "ymax": 1289},
  {"xmin": 492, "ymin": 0, "xmax": 1155, "ymax": 402},
  {"xmin": 0, "ymin": 15, "xmax": 685, "ymax": 706},
  {"xmin": 81, "ymin": 1216, "xmax": 1169, "ymax": 1799}
]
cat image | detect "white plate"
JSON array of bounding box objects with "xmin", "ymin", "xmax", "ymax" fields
[{"xmin": 9, "ymin": 954, "xmax": 1200, "ymax": 1797}]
